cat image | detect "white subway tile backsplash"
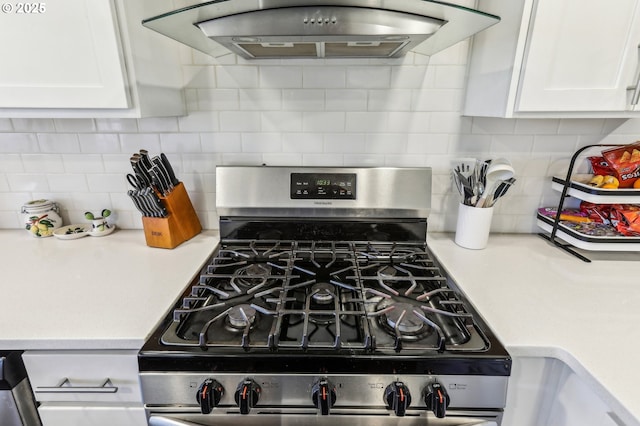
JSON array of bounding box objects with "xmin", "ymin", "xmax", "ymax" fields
[
  {"xmin": 303, "ymin": 67, "xmax": 346, "ymax": 88},
  {"xmin": 302, "ymin": 154, "xmax": 345, "ymax": 166},
  {"xmin": 283, "ymin": 89, "xmax": 325, "ymax": 111},
  {"xmin": 260, "ymin": 66, "xmax": 303, "ymax": 88},
  {"xmin": 220, "ymin": 153, "xmax": 264, "ymax": 165},
  {"xmin": 514, "ymin": 119, "xmax": 560, "ymax": 135},
  {"xmin": 368, "ymin": 89, "xmax": 411, "ymax": 111},
  {"xmin": 346, "ymin": 112, "xmax": 388, "ymax": 132},
  {"xmin": 282, "ymin": 133, "xmax": 324, "ymax": 153},
  {"xmin": 160, "ymin": 133, "xmax": 202, "ymax": 153},
  {"xmin": 37, "ymin": 133, "xmax": 80, "ymax": 153},
  {"xmin": 1, "ymin": 37, "xmax": 637, "ymax": 234},
  {"xmin": 365, "ymin": 134, "xmax": 408, "ymax": 153},
  {"xmin": 216, "ymin": 66, "xmax": 259, "ymax": 88},
  {"xmin": 11, "ymin": 118, "xmax": 55, "ymax": 132},
  {"xmin": 197, "ymin": 89, "xmax": 239, "ymax": 111},
  {"xmin": 220, "ymin": 111, "xmax": 261, "ymax": 132},
  {"xmin": 53, "ymin": 119, "xmax": 97, "ymax": 133},
  {"xmin": 22, "ymin": 154, "xmax": 65, "ymax": 173},
  {"xmin": 182, "ymin": 65, "xmax": 216, "ymax": 88},
  {"xmin": 0, "ymin": 154, "xmax": 24, "ymax": 173},
  {"xmin": 7, "ymin": 174, "xmax": 49, "ymax": 192},
  {"xmin": 0, "ymin": 133, "xmax": 39, "ymax": 153},
  {"xmin": 95, "ymin": 118, "xmax": 138, "ymax": 133},
  {"xmin": 78, "ymin": 134, "xmax": 121, "ymax": 153},
  {"xmin": 325, "ymin": 90, "xmax": 367, "ymax": 111},
  {"xmin": 490, "ymin": 135, "xmax": 534, "ymax": 154},
  {"xmin": 262, "ymin": 153, "xmax": 303, "ymax": 166},
  {"xmin": 47, "ymin": 174, "xmax": 89, "ymax": 192},
  {"xmin": 200, "ymin": 133, "xmax": 242, "ymax": 153},
  {"xmin": 62, "ymin": 154, "xmax": 105, "ymax": 173},
  {"xmin": 181, "ymin": 154, "xmax": 221, "ymax": 175},
  {"xmin": 303, "ymin": 112, "xmax": 345, "ymax": 132},
  {"xmin": 242, "ymin": 133, "xmax": 282, "ymax": 152},
  {"xmin": 86, "ymin": 174, "xmax": 128, "ymax": 193},
  {"xmin": 390, "ymin": 66, "xmax": 431, "ymax": 89},
  {"xmin": 0, "ymin": 174, "xmax": 8, "ymax": 192},
  {"xmin": 433, "ymin": 65, "xmax": 467, "ymax": 89},
  {"xmin": 346, "ymin": 66, "xmax": 391, "ymax": 88},
  {"xmin": 411, "ymin": 89, "xmax": 462, "ymax": 112},
  {"xmin": 239, "ymin": 89, "xmax": 282, "ymax": 110},
  {"xmin": 408, "ymin": 134, "xmax": 450, "ymax": 154},
  {"xmin": 119, "ymin": 133, "xmax": 161, "ymax": 154},
  {"xmin": 262, "ymin": 111, "xmax": 303, "ymax": 132},
  {"xmin": 429, "ymin": 112, "xmax": 462, "ymax": 134},
  {"xmin": 178, "ymin": 111, "xmax": 220, "ymax": 132},
  {"xmin": 532, "ymin": 135, "xmax": 580, "ymax": 153},
  {"xmin": 0, "ymin": 119, "xmax": 13, "ymax": 132},
  {"xmin": 138, "ymin": 117, "xmax": 180, "ymax": 133},
  {"xmin": 324, "ymin": 134, "xmax": 365, "ymax": 153},
  {"xmin": 557, "ymin": 119, "xmax": 605, "ymax": 134},
  {"xmin": 302, "ymin": 111, "xmax": 345, "ymax": 133},
  {"xmin": 388, "ymin": 112, "xmax": 430, "ymax": 133}
]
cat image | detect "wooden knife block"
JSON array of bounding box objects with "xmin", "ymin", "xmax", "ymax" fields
[{"xmin": 141, "ymin": 182, "xmax": 202, "ymax": 249}]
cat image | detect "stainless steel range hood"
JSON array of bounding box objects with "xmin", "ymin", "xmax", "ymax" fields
[{"xmin": 142, "ymin": 1, "xmax": 500, "ymax": 59}]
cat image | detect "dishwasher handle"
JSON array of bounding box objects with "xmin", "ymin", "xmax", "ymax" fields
[{"xmin": 36, "ymin": 377, "xmax": 118, "ymax": 394}]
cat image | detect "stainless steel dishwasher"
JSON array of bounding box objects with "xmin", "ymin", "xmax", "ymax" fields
[{"xmin": 0, "ymin": 351, "xmax": 41, "ymax": 426}]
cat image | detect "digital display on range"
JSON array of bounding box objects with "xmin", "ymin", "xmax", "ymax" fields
[{"xmin": 291, "ymin": 173, "xmax": 356, "ymax": 200}]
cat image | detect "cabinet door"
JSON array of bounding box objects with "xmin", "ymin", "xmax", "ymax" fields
[
  {"xmin": 22, "ymin": 351, "xmax": 142, "ymax": 403},
  {"xmin": 38, "ymin": 405, "xmax": 147, "ymax": 426},
  {"xmin": 0, "ymin": 0, "xmax": 129, "ymax": 108},
  {"xmin": 516, "ymin": 0, "xmax": 640, "ymax": 112}
]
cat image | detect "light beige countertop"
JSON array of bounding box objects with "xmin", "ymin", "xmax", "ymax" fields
[
  {"xmin": 0, "ymin": 229, "xmax": 219, "ymax": 350},
  {"xmin": 427, "ymin": 232, "xmax": 640, "ymax": 426},
  {"xmin": 1, "ymin": 229, "xmax": 638, "ymax": 424}
]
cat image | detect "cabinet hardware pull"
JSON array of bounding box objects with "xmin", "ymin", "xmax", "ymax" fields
[
  {"xmin": 631, "ymin": 44, "xmax": 640, "ymax": 106},
  {"xmin": 36, "ymin": 377, "xmax": 118, "ymax": 393}
]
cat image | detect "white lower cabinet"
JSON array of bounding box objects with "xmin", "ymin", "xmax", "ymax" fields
[
  {"xmin": 503, "ymin": 357, "xmax": 625, "ymax": 426},
  {"xmin": 38, "ymin": 406, "xmax": 146, "ymax": 426},
  {"xmin": 22, "ymin": 350, "xmax": 147, "ymax": 426}
]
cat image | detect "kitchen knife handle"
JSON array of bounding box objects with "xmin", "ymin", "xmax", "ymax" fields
[{"xmin": 161, "ymin": 152, "xmax": 180, "ymax": 186}]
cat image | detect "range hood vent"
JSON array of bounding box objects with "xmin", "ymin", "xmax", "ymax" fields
[{"xmin": 143, "ymin": 1, "xmax": 499, "ymax": 60}]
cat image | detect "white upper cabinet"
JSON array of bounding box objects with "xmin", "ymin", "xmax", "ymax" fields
[
  {"xmin": 464, "ymin": 0, "xmax": 640, "ymax": 118},
  {"xmin": 0, "ymin": 0, "xmax": 184, "ymax": 117}
]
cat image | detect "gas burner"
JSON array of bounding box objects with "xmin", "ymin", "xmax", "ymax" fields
[
  {"xmin": 376, "ymin": 300, "xmax": 433, "ymax": 341},
  {"xmin": 311, "ymin": 282, "xmax": 335, "ymax": 305},
  {"xmin": 385, "ymin": 303, "xmax": 425, "ymax": 334},
  {"xmin": 232, "ymin": 263, "xmax": 272, "ymax": 287},
  {"xmin": 378, "ymin": 265, "xmax": 397, "ymax": 279},
  {"xmin": 226, "ymin": 304, "xmax": 257, "ymax": 329}
]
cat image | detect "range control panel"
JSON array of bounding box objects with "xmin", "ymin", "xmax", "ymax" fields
[{"xmin": 290, "ymin": 173, "xmax": 356, "ymax": 200}]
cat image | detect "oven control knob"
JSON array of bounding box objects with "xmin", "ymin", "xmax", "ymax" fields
[
  {"xmin": 311, "ymin": 378, "xmax": 337, "ymax": 415},
  {"xmin": 234, "ymin": 379, "xmax": 261, "ymax": 414},
  {"xmin": 384, "ymin": 381, "xmax": 411, "ymax": 417},
  {"xmin": 196, "ymin": 379, "xmax": 224, "ymax": 414},
  {"xmin": 424, "ymin": 382, "xmax": 450, "ymax": 418}
]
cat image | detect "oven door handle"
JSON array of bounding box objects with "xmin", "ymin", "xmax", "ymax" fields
[
  {"xmin": 148, "ymin": 415, "xmax": 497, "ymax": 426},
  {"xmin": 149, "ymin": 417, "xmax": 195, "ymax": 426}
]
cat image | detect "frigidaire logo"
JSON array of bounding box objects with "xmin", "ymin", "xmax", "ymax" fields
[{"xmin": 314, "ymin": 201, "xmax": 333, "ymax": 205}]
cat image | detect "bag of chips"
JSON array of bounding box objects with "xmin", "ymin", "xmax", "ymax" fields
[{"xmin": 601, "ymin": 142, "xmax": 640, "ymax": 188}]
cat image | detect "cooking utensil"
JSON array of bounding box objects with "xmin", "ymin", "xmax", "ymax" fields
[
  {"xmin": 476, "ymin": 159, "xmax": 515, "ymax": 208},
  {"xmin": 487, "ymin": 177, "xmax": 516, "ymax": 207}
]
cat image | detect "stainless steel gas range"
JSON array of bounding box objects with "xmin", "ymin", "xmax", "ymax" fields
[{"xmin": 139, "ymin": 166, "xmax": 511, "ymax": 426}]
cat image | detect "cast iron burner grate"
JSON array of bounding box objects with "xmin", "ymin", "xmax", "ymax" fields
[{"xmin": 161, "ymin": 240, "xmax": 488, "ymax": 353}]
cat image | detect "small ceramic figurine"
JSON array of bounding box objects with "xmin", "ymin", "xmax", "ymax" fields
[{"xmin": 85, "ymin": 209, "xmax": 112, "ymax": 233}]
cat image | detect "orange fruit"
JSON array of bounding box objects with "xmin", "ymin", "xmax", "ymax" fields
[
  {"xmin": 601, "ymin": 183, "xmax": 618, "ymax": 189},
  {"xmin": 634, "ymin": 179, "xmax": 640, "ymax": 189}
]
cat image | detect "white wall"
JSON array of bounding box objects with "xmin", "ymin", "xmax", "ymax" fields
[{"xmin": 1, "ymin": 39, "xmax": 639, "ymax": 233}]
